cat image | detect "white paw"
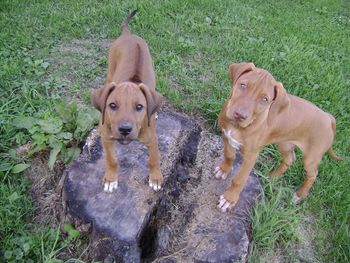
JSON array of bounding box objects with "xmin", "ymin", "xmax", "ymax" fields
[
  {"xmin": 292, "ymin": 193, "xmax": 301, "ymax": 204},
  {"xmin": 104, "ymin": 181, "xmax": 118, "ymax": 193},
  {"xmin": 149, "ymin": 179, "xmax": 162, "ymax": 191},
  {"xmin": 214, "ymin": 166, "xmax": 228, "ymax": 180},
  {"xmin": 217, "ymin": 195, "xmax": 232, "ymax": 212}
]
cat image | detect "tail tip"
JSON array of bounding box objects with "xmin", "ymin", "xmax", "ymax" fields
[
  {"xmin": 121, "ymin": 9, "xmax": 138, "ymax": 33},
  {"xmin": 334, "ymin": 156, "xmax": 342, "ymax": 161},
  {"xmin": 329, "ymin": 148, "xmax": 342, "ymax": 161},
  {"xmin": 130, "ymin": 9, "xmax": 138, "ymax": 18}
]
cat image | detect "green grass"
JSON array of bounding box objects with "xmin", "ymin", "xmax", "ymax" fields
[
  {"xmin": 1, "ymin": 0, "xmax": 349, "ymax": 262},
  {"xmin": 0, "ymin": 178, "xmax": 70, "ymax": 261}
]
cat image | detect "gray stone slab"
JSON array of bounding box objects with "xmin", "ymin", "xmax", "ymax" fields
[
  {"xmin": 65, "ymin": 109, "xmax": 199, "ymax": 262},
  {"xmin": 64, "ymin": 109, "xmax": 262, "ymax": 263}
]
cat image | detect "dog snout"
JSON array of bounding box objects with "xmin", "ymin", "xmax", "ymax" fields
[
  {"xmin": 233, "ymin": 110, "xmax": 248, "ymax": 122},
  {"xmin": 118, "ymin": 123, "xmax": 133, "ymax": 136}
]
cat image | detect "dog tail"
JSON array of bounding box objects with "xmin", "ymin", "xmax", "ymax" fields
[
  {"xmin": 328, "ymin": 147, "xmax": 342, "ymax": 161},
  {"xmin": 327, "ymin": 113, "xmax": 342, "ymax": 161},
  {"xmin": 121, "ymin": 9, "xmax": 137, "ymax": 35}
]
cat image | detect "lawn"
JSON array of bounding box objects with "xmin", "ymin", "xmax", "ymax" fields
[{"xmin": 0, "ymin": 0, "xmax": 349, "ymax": 262}]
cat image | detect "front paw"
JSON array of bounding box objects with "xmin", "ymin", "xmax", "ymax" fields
[
  {"xmin": 104, "ymin": 180, "xmax": 118, "ymax": 192},
  {"xmin": 292, "ymin": 192, "xmax": 302, "ymax": 204},
  {"xmin": 102, "ymin": 172, "xmax": 118, "ymax": 193},
  {"xmin": 149, "ymin": 171, "xmax": 163, "ymax": 192},
  {"xmin": 217, "ymin": 190, "xmax": 239, "ymax": 212},
  {"xmin": 213, "ymin": 164, "xmax": 231, "ymax": 180}
]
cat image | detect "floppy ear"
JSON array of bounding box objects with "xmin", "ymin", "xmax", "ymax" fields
[
  {"xmin": 267, "ymin": 82, "xmax": 290, "ymax": 124},
  {"xmin": 229, "ymin": 63, "xmax": 255, "ymax": 84},
  {"xmin": 139, "ymin": 83, "xmax": 163, "ymax": 126},
  {"xmin": 91, "ymin": 82, "xmax": 116, "ymax": 125}
]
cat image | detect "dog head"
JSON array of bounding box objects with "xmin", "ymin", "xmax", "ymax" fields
[
  {"xmin": 92, "ymin": 81, "xmax": 162, "ymax": 144},
  {"xmin": 226, "ymin": 63, "xmax": 289, "ymax": 128}
]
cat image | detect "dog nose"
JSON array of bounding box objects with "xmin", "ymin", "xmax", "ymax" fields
[
  {"xmin": 118, "ymin": 123, "xmax": 133, "ymax": 136},
  {"xmin": 233, "ymin": 110, "xmax": 248, "ymax": 122}
]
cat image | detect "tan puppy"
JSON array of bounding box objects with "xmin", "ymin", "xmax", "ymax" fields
[
  {"xmin": 215, "ymin": 63, "xmax": 341, "ymax": 212},
  {"xmin": 92, "ymin": 10, "xmax": 163, "ymax": 193}
]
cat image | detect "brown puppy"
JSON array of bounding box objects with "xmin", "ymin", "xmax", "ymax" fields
[
  {"xmin": 92, "ymin": 10, "xmax": 163, "ymax": 193},
  {"xmin": 215, "ymin": 63, "xmax": 341, "ymax": 212}
]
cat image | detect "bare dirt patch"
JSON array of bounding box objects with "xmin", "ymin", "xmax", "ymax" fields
[{"xmin": 25, "ymin": 152, "xmax": 65, "ymax": 227}]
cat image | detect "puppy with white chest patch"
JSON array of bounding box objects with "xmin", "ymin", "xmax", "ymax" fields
[
  {"xmin": 92, "ymin": 10, "xmax": 163, "ymax": 193},
  {"xmin": 215, "ymin": 63, "xmax": 341, "ymax": 212}
]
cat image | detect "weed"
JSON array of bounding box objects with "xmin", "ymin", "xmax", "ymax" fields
[{"xmin": 13, "ymin": 100, "xmax": 98, "ymax": 170}]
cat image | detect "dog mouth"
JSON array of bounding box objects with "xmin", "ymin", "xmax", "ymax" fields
[
  {"xmin": 230, "ymin": 117, "xmax": 254, "ymax": 128},
  {"xmin": 239, "ymin": 119, "xmax": 253, "ymax": 128},
  {"xmin": 240, "ymin": 118, "xmax": 255, "ymax": 128},
  {"xmin": 109, "ymin": 135, "xmax": 133, "ymax": 145},
  {"xmin": 116, "ymin": 138, "xmax": 132, "ymax": 145}
]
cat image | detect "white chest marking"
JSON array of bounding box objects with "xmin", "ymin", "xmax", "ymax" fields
[{"xmin": 223, "ymin": 129, "xmax": 241, "ymax": 150}]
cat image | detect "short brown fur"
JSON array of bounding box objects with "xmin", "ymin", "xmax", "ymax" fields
[
  {"xmin": 216, "ymin": 63, "xmax": 341, "ymax": 211},
  {"xmin": 92, "ymin": 11, "xmax": 163, "ymax": 192}
]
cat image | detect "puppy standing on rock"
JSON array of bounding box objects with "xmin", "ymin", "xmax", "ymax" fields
[
  {"xmin": 92, "ymin": 10, "xmax": 163, "ymax": 193},
  {"xmin": 215, "ymin": 63, "xmax": 341, "ymax": 212}
]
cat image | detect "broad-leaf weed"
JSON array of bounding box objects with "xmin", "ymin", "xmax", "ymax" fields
[{"xmin": 13, "ymin": 100, "xmax": 98, "ymax": 170}]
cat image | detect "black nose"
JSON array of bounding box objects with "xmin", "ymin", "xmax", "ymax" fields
[{"xmin": 118, "ymin": 123, "xmax": 132, "ymax": 136}]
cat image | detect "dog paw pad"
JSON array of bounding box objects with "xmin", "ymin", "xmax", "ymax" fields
[
  {"xmin": 149, "ymin": 179, "xmax": 161, "ymax": 191},
  {"xmin": 217, "ymin": 195, "xmax": 232, "ymax": 212},
  {"xmin": 104, "ymin": 181, "xmax": 118, "ymax": 193},
  {"xmin": 292, "ymin": 193, "xmax": 301, "ymax": 204},
  {"xmin": 214, "ymin": 166, "xmax": 228, "ymax": 180}
]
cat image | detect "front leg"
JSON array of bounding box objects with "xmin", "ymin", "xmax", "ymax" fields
[
  {"xmin": 218, "ymin": 149, "xmax": 259, "ymax": 212},
  {"xmin": 140, "ymin": 120, "xmax": 163, "ymax": 191},
  {"xmin": 145, "ymin": 135, "xmax": 163, "ymax": 191},
  {"xmin": 102, "ymin": 138, "xmax": 119, "ymax": 193},
  {"xmin": 214, "ymin": 135, "xmax": 236, "ymax": 180}
]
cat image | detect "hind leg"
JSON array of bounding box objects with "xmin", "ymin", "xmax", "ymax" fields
[
  {"xmin": 293, "ymin": 152, "xmax": 323, "ymax": 204},
  {"xmin": 269, "ymin": 142, "xmax": 296, "ymax": 178}
]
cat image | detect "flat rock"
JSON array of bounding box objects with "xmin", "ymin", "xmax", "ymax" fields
[
  {"xmin": 64, "ymin": 109, "xmax": 262, "ymax": 262},
  {"xmin": 65, "ymin": 109, "xmax": 198, "ymax": 262}
]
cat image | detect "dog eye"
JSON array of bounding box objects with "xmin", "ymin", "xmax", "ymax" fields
[
  {"xmin": 240, "ymin": 83, "xmax": 247, "ymax": 90},
  {"xmin": 109, "ymin": 103, "xmax": 117, "ymax": 110},
  {"xmin": 261, "ymin": 96, "xmax": 269, "ymax": 103},
  {"xmin": 136, "ymin": 104, "xmax": 143, "ymax": 112}
]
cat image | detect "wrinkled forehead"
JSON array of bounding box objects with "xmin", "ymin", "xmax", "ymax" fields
[
  {"xmin": 239, "ymin": 69, "xmax": 276, "ymax": 90},
  {"xmin": 108, "ymin": 82, "xmax": 146, "ymax": 102}
]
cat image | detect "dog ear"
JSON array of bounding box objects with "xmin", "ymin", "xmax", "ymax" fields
[
  {"xmin": 229, "ymin": 63, "xmax": 255, "ymax": 84},
  {"xmin": 91, "ymin": 82, "xmax": 116, "ymax": 125},
  {"xmin": 267, "ymin": 82, "xmax": 290, "ymax": 124},
  {"xmin": 139, "ymin": 83, "xmax": 163, "ymax": 126},
  {"xmin": 272, "ymin": 82, "xmax": 289, "ymax": 109}
]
